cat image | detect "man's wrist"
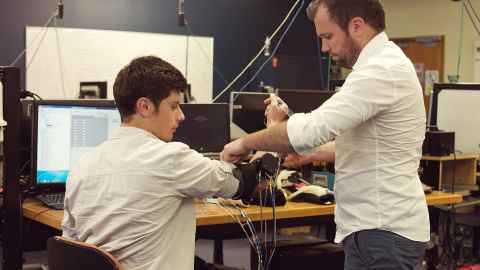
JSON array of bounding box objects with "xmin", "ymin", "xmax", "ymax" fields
[{"xmin": 239, "ymin": 137, "xmax": 251, "ymax": 153}]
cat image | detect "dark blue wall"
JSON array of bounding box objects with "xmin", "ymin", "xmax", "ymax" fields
[{"xmin": 0, "ymin": 0, "xmax": 326, "ymax": 101}]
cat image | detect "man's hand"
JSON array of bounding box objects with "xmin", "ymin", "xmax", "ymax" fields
[
  {"xmin": 221, "ymin": 138, "xmax": 250, "ymax": 163},
  {"xmin": 264, "ymin": 94, "xmax": 289, "ymax": 127}
]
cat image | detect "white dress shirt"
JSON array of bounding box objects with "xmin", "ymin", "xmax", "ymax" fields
[
  {"xmin": 62, "ymin": 127, "xmax": 239, "ymax": 270},
  {"xmin": 287, "ymin": 32, "xmax": 430, "ymax": 243}
]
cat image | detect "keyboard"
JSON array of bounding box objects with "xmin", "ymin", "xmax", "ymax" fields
[{"xmin": 36, "ymin": 193, "xmax": 65, "ymax": 210}]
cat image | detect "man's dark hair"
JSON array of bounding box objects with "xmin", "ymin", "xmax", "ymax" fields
[
  {"xmin": 306, "ymin": 0, "xmax": 385, "ymax": 33},
  {"xmin": 113, "ymin": 56, "xmax": 187, "ymax": 121}
]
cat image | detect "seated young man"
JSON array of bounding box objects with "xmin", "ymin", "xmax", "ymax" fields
[{"xmin": 62, "ymin": 56, "xmax": 257, "ymax": 270}]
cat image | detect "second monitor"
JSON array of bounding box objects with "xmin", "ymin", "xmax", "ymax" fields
[
  {"xmin": 172, "ymin": 103, "xmax": 230, "ymax": 154},
  {"xmin": 277, "ymin": 89, "xmax": 335, "ymax": 113}
]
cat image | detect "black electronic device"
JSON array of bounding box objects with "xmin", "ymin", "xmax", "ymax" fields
[
  {"xmin": 31, "ymin": 100, "xmax": 120, "ymax": 191},
  {"xmin": 20, "ymin": 99, "xmax": 35, "ymax": 177},
  {"xmin": 173, "ymin": 103, "xmax": 230, "ymax": 154},
  {"xmin": 230, "ymin": 92, "xmax": 270, "ymax": 133},
  {"xmin": 277, "ymin": 89, "xmax": 335, "ymax": 113},
  {"xmin": 422, "ymin": 130, "xmax": 455, "ymax": 156},
  {"xmin": 454, "ymin": 213, "xmax": 480, "ymax": 264}
]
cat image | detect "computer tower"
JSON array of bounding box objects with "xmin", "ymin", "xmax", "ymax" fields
[
  {"xmin": 455, "ymin": 214, "xmax": 480, "ymax": 264},
  {"xmin": 20, "ymin": 99, "xmax": 34, "ymax": 178}
]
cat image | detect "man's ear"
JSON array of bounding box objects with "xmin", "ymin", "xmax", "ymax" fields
[
  {"xmin": 135, "ymin": 97, "xmax": 153, "ymax": 118},
  {"xmin": 348, "ymin": 16, "xmax": 365, "ymax": 36}
]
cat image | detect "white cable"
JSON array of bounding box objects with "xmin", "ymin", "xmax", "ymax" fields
[
  {"xmin": 237, "ymin": 206, "xmax": 264, "ymax": 263},
  {"xmin": 53, "ymin": 18, "xmax": 67, "ymax": 98},
  {"xmin": 216, "ymin": 202, "xmax": 258, "ymax": 251},
  {"xmin": 9, "ymin": 12, "xmax": 57, "ymax": 67},
  {"xmin": 236, "ymin": 206, "xmax": 264, "ymax": 270},
  {"xmin": 184, "ymin": 19, "xmax": 229, "ymax": 85},
  {"xmin": 212, "ymin": 0, "xmax": 302, "ymax": 102},
  {"xmin": 216, "ymin": 200, "xmax": 265, "ymax": 267},
  {"xmin": 265, "ymin": 157, "xmax": 282, "ymax": 268}
]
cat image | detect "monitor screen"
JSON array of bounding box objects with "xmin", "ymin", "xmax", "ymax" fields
[
  {"xmin": 230, "ymin": 92, "xmax": 270, "ymax": 134},
  {"xmin": 32, "ymin": 100, "xmax": 120, "ymax": 187},
  {"xmin": 277, "ymin": 89, "xmax": 335, "ymax": 113},
  {"xmin": 428, "ymin": 83, "xmax": 480, "ymax": 154},
  {"xmin": 172, "ymin": 103, "xmax": 230, "ymax": 153}
]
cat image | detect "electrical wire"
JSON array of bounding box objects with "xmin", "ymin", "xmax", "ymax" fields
[
  {"xmin": 466, "ymin": 0, "xmax": 480, "ymax": 26},
  {"xmin": 9, "ymin": 11, "xmax": 57, "ymax": 67},
  {"xmin": 215, "ymin": 157, "xmax": 283, "ymax": 270},
  {"xmin": 25, "ymin": 24, "xmax": 55, "ymax": 71},
  {"xmin": 53, "ymin": 18, "xmax": 67, "ymax": 98},
  {"xmin": 184, "ymin": 17, "xmax": 230, "ymax": 87},
  {"xmin": 265, "ymin": 157, "xmax": 282, "ymax": 270},
  {"xmin": 212, "ymin": 0, "xmax": 302, "ymax": 102},
  {"xmin": 463, "ymin": 1, "xmax": 480, "ymax": 35},
  {"xmin": 236, "ymin": 0, "xmax": 305, "ymax": 97},
  {"xmin": 215, "ymin": 201, "xmax": 264, "ymax": 265}
]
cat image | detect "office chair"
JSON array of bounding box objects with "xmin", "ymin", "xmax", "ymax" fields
[{"xmin": 47, "ymin": 236, "xmax": 123, "ymax": 270}]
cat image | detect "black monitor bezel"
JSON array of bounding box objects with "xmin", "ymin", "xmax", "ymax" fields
[
  {"xmin": 31, "ymin": 99, "xmax": 117, "ymax": 190},
  {"xmin": 428, "ymin": 83, "xmax": 480, "ymax": 128},
  {"xmin": 277, "ymin": 89, "xmax": 335, "ymax": 113},
  {"xmin": 230, "ymin": 92, "xmax": 271, "ymax": 134},
  {"xmin": 173, "ymin": 103, "xmax": 230, "ymax": 153}
]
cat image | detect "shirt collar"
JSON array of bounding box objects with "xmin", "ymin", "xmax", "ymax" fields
[
  {"xmin": 110, "ymin": 126, "xmax": 160, "ymax": 141},
  {"xmin": 352, "ymin": 31, "xmax": 389, "ymax": 70}
]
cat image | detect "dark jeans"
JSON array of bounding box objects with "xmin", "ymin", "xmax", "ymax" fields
[{"xmin": 343, "ymin": 229, "xmax": 426, "ymax": 270}]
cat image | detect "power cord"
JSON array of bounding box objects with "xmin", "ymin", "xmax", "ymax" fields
[{"xmin": 20, "ymin": 90, "xmax": 43, "ymax": 100}]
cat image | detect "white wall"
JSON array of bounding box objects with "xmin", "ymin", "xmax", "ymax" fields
[
  {"xmin": 383, "ymin": 0, "xmax": 480, "ymax": 83},
  {"xmin": 26, "ymin": 27, "xmax": 214, "ymax": 102}
]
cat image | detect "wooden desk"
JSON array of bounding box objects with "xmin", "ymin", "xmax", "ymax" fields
[{"xmin": 23, "ymin": 191, "xmax": 463, "ymax": 231}]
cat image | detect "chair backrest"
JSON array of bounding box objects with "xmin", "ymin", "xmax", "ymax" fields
[{"xmin": 47, "ymin": 236, "xmax": 122, "ymax": 270}]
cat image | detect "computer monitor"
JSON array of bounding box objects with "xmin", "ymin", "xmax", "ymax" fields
[
  {"xmin": 172, "ymin": 103, "xmax": 230, "ymax": 153},
  {"xmin": 230, "ymin": 92, "xmax": 270, "ymax": 134},
  {"xmin": 428, "ymin": 83, "xmax": 480, "ymax": 154},
  {"xmin": 31, "ymin": 100, "xmax": 120, "ymax": 188},
  {"xmin": 277, "ymin": 89, "xmax": 335, "ymax": 113}
]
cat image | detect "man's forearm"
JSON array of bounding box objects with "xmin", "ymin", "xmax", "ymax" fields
[
  {"xmin": 242, "ymin": 122, "xmax": 295, "ymax": 154},
  {"xmin": 312, "ymin": 141, "xmax": 335, "ymax": 162}
]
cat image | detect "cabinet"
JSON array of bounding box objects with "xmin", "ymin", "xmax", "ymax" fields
[{"xmin": 421, "ymin": 154, "xmax": 478, "ymax": 191}]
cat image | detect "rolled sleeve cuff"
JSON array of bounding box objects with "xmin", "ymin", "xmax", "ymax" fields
[
  {"xmin": 216, "ymin": 162, "xmax": 240, "ymax": 198},
  {"xmin": 287, "ymin": 113, "xmax": 316, "ymax": 156}
]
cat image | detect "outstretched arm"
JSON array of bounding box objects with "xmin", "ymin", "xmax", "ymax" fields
[{"xmin": 283, "ymin": 141, "xmax": 335, "ymax": 168}]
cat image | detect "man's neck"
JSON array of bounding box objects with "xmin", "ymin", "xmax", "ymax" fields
[
  {"xmin": 122, "ymin": 116, "xmax": 148, "ymax": 132},
  {"xmin": 358, "ymin": 28, "xmax": 381, "ymax": 50}
]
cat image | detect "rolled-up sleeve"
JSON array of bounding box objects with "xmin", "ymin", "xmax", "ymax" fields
[
  {"xmin": 287, "ymin": 64, "xmax": 395, "ymax": 155},
  {"xmin": 167, "ymin": 143, "xmax": 240, "ymax": 198}
]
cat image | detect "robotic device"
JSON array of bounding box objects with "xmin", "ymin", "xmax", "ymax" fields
[{"xmin": 233, "ymin": 153, "xmax": 287, "ymax": 206}]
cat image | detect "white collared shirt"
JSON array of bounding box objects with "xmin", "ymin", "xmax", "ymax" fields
[
  {"xmin": 287, "ymin": 32, "xmax": 430, "ymax": 243},
  {"xmin": 62, "ymin": 127, "xmax": 239, "ymax": 270}
]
